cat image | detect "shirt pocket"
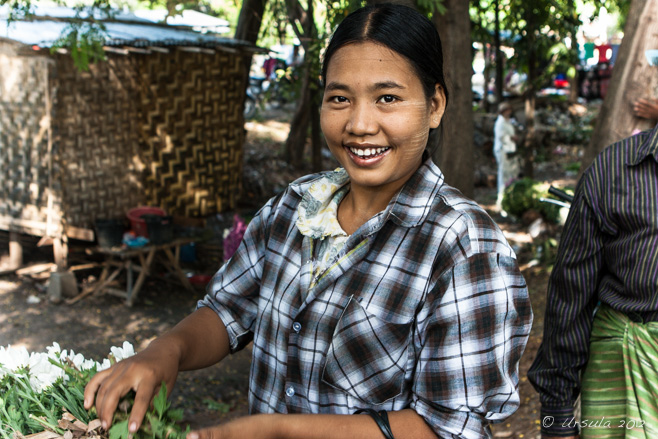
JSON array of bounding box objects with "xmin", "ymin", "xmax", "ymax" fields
[{"xmin": 321, "ymin": 296, "xmax": 413, "ymax": 405}]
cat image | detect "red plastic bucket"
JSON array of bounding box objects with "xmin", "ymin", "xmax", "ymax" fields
[{"xmin": 127, "ymin": 206, "xmax": 166, "ymax": 237}]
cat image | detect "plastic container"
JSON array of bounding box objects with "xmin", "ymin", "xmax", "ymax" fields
[
  {"xmin": 95, "ymin": 218, "xmax": 126, "ymax": 248},
  {"xmin": 127, "ymin": 207, "xmax": 166, "ymax": 237},
  {"xmin": 180, "ymin": 242, "xmax": 197, "ymax": 263},
  {"xmin": 142, "ymin": 214, "xmax": 174, "ymax": 244}
]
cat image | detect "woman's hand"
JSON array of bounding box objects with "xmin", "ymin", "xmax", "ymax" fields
[
  {"xmin": 185, "ymin": 410, "xmax": 438, "ymax": 439},
  {"xmin": 187, "ymin": 415, "xmax": 279, "ymax": 439},
  {"xmin": 84, "ymin": 308, "xmax": 231, "ymax": 434},
  {"xmin": 84, "ymin": 340, "xmax": 181, "ymax": 433}
]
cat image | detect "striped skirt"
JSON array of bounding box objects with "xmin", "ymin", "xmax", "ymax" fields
[{"xmin": 581, "ymin": 304, "xmax": 658, "ymax": 438}]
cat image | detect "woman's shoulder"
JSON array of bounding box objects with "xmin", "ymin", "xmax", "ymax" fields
[{"xmin": 431, "ymin": 184, "xmax": 514, "ymax": 256}]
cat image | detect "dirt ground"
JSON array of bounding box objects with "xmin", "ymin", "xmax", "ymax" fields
[{"xmin": 0, "ymin": 110, "xmax": 580, "ymax": 439}]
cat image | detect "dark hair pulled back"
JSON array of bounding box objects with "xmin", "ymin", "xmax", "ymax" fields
[{"xmin": 321, "ymin": 3, "xmax": 449, "ymax": 105}]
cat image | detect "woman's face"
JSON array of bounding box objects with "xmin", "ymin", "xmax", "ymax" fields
[{"xmin": 321, "ymin": 41, "xmax": 445, "ymax": 194}]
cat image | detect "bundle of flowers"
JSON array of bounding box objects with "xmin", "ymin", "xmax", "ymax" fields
[{"xmin": 0, "ymin": 342, "xmax": 189, "ymax": 439}]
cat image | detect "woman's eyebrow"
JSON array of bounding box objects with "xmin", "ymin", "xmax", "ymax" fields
[
  {"xmin": 324, "ymin": 81, "xmax": 405, "ymax": 92},
  {"xmin": 372, "ymin": 81, "xmax": 405, "ymax": 90},
  {"xmin": 324, "ymin": 82, "xmax": 349, "ymax": 92}
]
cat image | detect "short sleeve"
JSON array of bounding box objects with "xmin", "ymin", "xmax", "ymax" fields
[
  {"xmin": 197, "ymin": 200, "xmax": 274, "ymax": 352},
  {"xmin": 412, "ymin": 252, "xmax": 532, "ymax": 438}
]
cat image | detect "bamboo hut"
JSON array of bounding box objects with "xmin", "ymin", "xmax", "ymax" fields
[{"xmin": 0, "ymin": 5, "xmax": 259, "ymax": 267}]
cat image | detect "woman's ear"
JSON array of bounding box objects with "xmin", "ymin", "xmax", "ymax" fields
[{"xmin": 429, "ymin": 84, "xmax": 447, "ymax": 129}]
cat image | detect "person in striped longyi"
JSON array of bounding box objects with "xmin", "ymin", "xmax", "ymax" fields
[{"xmin": 528, "ymin": 121, "xmax": 658, "ymax": 439}]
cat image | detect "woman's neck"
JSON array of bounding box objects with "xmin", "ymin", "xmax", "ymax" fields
[{"xmin": 337, "ymin": 185, "xmax": 398, "ymax": 235}]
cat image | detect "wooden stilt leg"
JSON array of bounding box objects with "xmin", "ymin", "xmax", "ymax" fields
[
  {"xmin": 9, "ymin": 231, "xmax": 23, "ymax": 269},
  {"xmin": 54, "ymin": 235, "xmax": 68, "ymax": 272}
]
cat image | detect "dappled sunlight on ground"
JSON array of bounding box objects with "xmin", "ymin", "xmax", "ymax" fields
[{"xmin": 245, "ymin": 119, "xmax": 291, "ymax": 143}]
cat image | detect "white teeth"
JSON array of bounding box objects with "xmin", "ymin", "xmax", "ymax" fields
[{"xmin": 349, "ymin": 146, "xmax": 389, "ymax": 157}]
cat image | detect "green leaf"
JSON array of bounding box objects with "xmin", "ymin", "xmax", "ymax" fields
[
  {"xmin": 153, "ymin": 382, "xmax": 169, "ymax": 419},
  {"xmin": 109, "ymin": 419, "xmax": 131, "ymax": 439},
  {"xmin": 166, "ymin": 408, "xmax": 183, "ymax": 421},
  {"xmin": 146, "ymin": 412, "xmax": 165, "ymax": 438}
]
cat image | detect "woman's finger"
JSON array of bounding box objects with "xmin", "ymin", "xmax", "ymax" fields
[
  {"xmin": 83, "ymin": 368, "xmax": 112, "ymax": 409},
  {"xmin": 125, "ymin": 382, "xmax": 161, "ymax": 433},
  {"xmin": 187, "ymin": 427, "xmax": 223, "ymax": 439},
  {"xmin": 94, "ymin": 363, "xmax": 145, "ymax": 430},
  {"xmin": 94, "ymin": 373, "xmax": 129, "ymax": 430}
]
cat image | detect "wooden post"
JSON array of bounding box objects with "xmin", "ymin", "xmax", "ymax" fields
[
  {"xmin": 54, "ymin": 235, "xmax": 68, "ymax": 272},
  {"xmin": 9, "ymin": 231, "xmax": 23, "ymax": 269}
]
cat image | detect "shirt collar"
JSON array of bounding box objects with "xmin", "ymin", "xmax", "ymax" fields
[
  {"xmin": 295, "ymin": 168, "xmax": 350, "ymax": 239},
  {"xmin": 628, "ymin": 122, "xmax": 658, "ymax": 166},
  {"xmin": 290, "ymin": 157, "xmax": 445, "ymax": 231},
  {"xmin": 386, "ymin": 157, "xmax": 445, "ymax": 228}
]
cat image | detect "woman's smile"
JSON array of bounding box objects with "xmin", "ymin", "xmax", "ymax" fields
[{"xmin": 344, "ymin": 143, "xmax": 392, "ymax": 164}]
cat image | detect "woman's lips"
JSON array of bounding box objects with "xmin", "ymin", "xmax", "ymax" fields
[
  {"xmin": 346, "ymin": 145, "xmax": 391, "ymax": 157},
  {"xmin": 344, "ymin": 144, "xmax": 391, "ymax": 165}
]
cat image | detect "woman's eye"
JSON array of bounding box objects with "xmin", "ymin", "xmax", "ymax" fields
[
  {"xmin": 379, "ymin": 95, "xmax": 398, "ymax": 104},
  {"xmin": 329, "ymin": 96, "xmax": 348, "ymax": 104}
]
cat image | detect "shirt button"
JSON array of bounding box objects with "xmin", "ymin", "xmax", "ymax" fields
[
  {"xmin": 285, "ymin": 386, "xmax": 295, "ymax": 397},
  {"xmin": 292, "ymin": 322, "xmax": 302, "ymax": 333}
]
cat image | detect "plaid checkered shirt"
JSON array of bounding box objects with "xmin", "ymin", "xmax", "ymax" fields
[{"xmin": 199, "ymin": 158, "xmax": 532, "ymax": 438}]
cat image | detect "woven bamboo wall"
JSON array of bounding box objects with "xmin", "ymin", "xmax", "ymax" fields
[
  {"xmin": 0, "ymin": 42, "xmax": 61, "ymax": 236},
  {"xmin": 139, "ymin": 50, "xmax": 245, "ymax": 217},
  {"xmin": 1, "ymin": 45, "xmax": 246, "ymax": 238},
  {"xmin": 53, "ymin": 54, "xmax": 146, "ymax": 230}
]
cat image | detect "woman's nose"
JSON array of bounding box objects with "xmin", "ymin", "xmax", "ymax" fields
[{"xmin": 345, "ymin": 102, "xmax": 377, "ymax": 136}]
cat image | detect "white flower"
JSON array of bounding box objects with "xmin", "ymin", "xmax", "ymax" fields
[
  {"xmin": 69, "ymin": 352, "xmax": 86, "ymax": 370},
  {"xmin": 27, "ymin": 351, "xmax": 67, "ymax": 393},
  {"xmin": 46, "ymin": 342, "xmax": 62, "ymax": 357},
  {"xmin": 0, "ymin": 345, "xmax": 30, "ymax": 373},
  {"xmin": 0, "ymin": 341, "xmax": 136, "ymax": 387},
  {"xmin": 97, "ymin": 358, "xmax": 112, "ymax": 371},
  {"xmin": 81, "ymin": 358, "xmax": 97, "ymax": 371},
  {"xmin": 110, "ymin": 341, "xmax": 135, "ymax": 362}
]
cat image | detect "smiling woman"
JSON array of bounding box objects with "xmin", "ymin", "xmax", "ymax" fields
[
  {"xmin": 321, "ymin": 42, "xmax": 445, "ymax": 234},
  {"xmin": 83, "ymin": 4, "xmax": 532, "ymax": 439}
]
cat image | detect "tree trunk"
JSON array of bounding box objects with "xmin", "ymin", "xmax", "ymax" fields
[
  {"xmin": 432, "ymin": 0, "xmax": 474, "ymax": 198},
  {"xmin": 521, "ymin": 6, "xmax": 537, "ymax": 179},
  {"xmin": 494, "ymin": 0, "xmax": 504, "ymax": 105},
  {"xmin": 311, "ymin": 91, "xmax": 322, "ymax": 172},
  {"xmin": 283, "ymin": 0, "xmax": 318, "ymax": 168},
  {"xmin": 482, "ymin": 44, "xmax": 492, "ymax": 113},
  {"xmin": 583, "ymin": 0, "xmax": 658, "ymax": 169},
  {"xmin": 234, "ymin": 0, "xmax": 266, "ymax": 43},
  {"xmin": 234, "ymin": 0, "xmax": 266, "ymax": 114},
  {"xmin": 285, "ymin": 69, "xmax": 312, "ymax": 167},
  {"xmin": 567, "ymin": 0, "xmax": 579, "ymax": 105}
]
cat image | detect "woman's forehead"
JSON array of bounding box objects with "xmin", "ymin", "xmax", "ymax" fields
[{"xmin": 325, "ymin": 42, "xmax": 416, "ymax": 81}]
